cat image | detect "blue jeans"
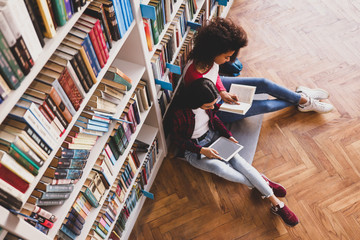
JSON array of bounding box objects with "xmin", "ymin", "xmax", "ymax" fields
[
  {"xmin": 184, "ymin": 129, "xmax": 273, "ymax": 197},
  {"xmin": 217, "ymin": 77, "xmax": 302, "ymax": 123}
]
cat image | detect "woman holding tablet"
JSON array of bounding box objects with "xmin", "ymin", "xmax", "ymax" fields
[{"xmin": 171, "ymin": 78, "xmax": 299, "ymax": 226}]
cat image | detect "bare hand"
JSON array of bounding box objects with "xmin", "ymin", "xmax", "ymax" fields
[
  {"xmin": 229, "ymin": 137, "xmax": 238, "ymax": 143},
  {"xmin": 219, "ymin": 91, "xmax": 239, "ymax": 104},
  {"xmin": 200, "ymin": 147, "xmax": 222, "ymax": 160}
]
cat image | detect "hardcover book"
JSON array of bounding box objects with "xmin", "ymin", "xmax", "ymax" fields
[{"xmin": 219, "ymin": 84, "xmax": 257, "ymax": 115}]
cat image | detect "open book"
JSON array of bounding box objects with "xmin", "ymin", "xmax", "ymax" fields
[
  {"xmin": 219, "ymin": 84, "xmax": 256, "ymax": 115},
  {"xmin": 201, "ymin": 137, "xmax": 244, "ymax": 162}
]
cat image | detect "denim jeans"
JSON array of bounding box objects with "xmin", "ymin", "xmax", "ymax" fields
[
  {"xmin": 184, "ymin": 129, "xmax": 273, "ymax": 197},
  {"xmin": 217, "ymin": 77, "xmax": 302, "ymax": 123}
]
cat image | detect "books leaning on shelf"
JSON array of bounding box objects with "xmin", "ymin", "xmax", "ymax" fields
[{"xmin": 219, "ymin": 84, "xmax": 257, "ymax": 115}]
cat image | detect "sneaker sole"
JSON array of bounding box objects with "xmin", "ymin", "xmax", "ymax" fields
[
  {"xmin": 271, "ymin": 208, "xmax": 300, "ymax": 227},
  {"xmin": 296, "ymin": 86, "xmax": 329, "ymax": 100},
  {"xmin": 297, "ymin": 105, "xmax": 333, "ymax": 113}
]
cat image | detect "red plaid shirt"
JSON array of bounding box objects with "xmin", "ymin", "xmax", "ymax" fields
[{"xmin": 171, "ymin": 104, "xmax": 232, "ymax": 155}]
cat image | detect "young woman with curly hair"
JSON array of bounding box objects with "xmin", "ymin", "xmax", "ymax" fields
[
  {"xmin": 171, "ymin": 78, "xmax": 299, "ymax": 226},
  {"xmin": 183, "ymin": 18, "xmax": 333, "ymax": 123}
]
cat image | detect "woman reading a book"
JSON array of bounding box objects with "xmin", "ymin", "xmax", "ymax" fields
[
  {"xmin": 183, "ymin": 17, "xmax": 333, "ymax": 123},
  {"xmin": 171, "ymin": 78, "xmax": 299, "ymax": 226}
]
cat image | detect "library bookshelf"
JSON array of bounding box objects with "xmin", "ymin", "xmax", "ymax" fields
[{"xmin": 0, "ymin": 0, "xmax": 233, "ymax": 239}]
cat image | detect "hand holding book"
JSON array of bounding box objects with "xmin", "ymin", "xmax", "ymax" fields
[{"xmin": 219, "ymin": 84, "xmax": 256, "ymax": 115}]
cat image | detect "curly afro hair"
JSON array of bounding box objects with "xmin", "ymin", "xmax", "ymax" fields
[{"xmin": 189, "ymin": 17, "xmax": 248, "ymax": 69}]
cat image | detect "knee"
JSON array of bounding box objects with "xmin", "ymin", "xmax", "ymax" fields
[{"xmin": 257, "ymin": 78, "xmax": 272, "ymax": 88}]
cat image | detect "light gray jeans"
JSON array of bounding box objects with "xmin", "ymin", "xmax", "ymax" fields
[{"xmin": 185, "ymin": 129, "xmax": 273, "ymax": 197}]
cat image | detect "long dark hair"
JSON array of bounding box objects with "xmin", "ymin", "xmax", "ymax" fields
[
  {"xmin": 175, "ymin": 78, "xmax": 219, "ymax": 109},
  {"xmin": 189, "ymin": 17, "xmax": 248, "ymax": 69}
]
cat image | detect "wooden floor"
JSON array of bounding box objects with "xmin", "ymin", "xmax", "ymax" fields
[{"xmin": 130, "ymin": 0, "xmax": 360, "ymax": 239}]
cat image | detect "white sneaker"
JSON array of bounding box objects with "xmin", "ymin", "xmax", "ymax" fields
[
  {"xmin": 296, "ymin": 86, "xmax": 329, "ymax": 100},
  {"xmin": 298, "ymin": 98, "xmax": 333, "ymax": 113}
]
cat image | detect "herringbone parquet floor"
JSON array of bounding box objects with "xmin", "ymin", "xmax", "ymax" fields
[{"xmin": 130, "ymin": 0, "xmax": 360, "ymax": 239}]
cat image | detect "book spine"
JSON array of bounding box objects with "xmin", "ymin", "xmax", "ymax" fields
[
  {"xmin": 50, "ymin": 88, "xmax": 73, "ymax": 124},
  {"xmin": 0, "ymin": 31, "xmax": 24, "ymax": 81},
  {"xmin": 0, "ymin": 48, "xmax": 20, "ymax": 90},
  {"xmin": 8, "ymin": 144, "xmax": 39, "ymax": 175},
  {"xmin": 73, "ymin": 52, "xmax": 94, "ymax": 90},
  {"xmin": 83, "ymin": 187, "xmax": 99, "ymax": 207},
  {"xmin": 40, "ymin": 192, "xmax": 71, "ymax": 200},
  {"xmin": 37, "ymin": 199, "xmax": 65, "ymax": 206},
  {"xmin": 0, "ymin": 179, "xmax": 23, "ymax": 208},
  {"xmin": 57, "ymin": 68, "xmax": 83, "ymax": 111},
  {"xmin": 36, "ymin": 0, "xmax": 57, "ymax": 38},
  {"xmin": 45, "ymin": 96, "xmax": 68, "ymax": 129},
  {"xmin": 93, "ymin": 19, "xmax": 109, "ymax": 60},
  {"xmin": 13, "ymin": 0, "xmax": 43, "ymax": 62},
  {"xmin": 82, "ymin": 35, "xmax": 101, "ymax": 76},
  {"xmin": 22, "ymin": 109, "xmax": 57, "ymax": 149},
  {"xmin": 0, "ymin": 163, "xmax": 29, "ymax": 193},
  {"xmin": 63, "ymin": 0, "xmax": 73, "ymax": 20},
  {"xmin": 112, "ymin": 0, "xmax": 126, "ymax": 38},
  {"xmin": 23, "ymin": 0, "xmax": 45, "ymax": 46},
  {"xmin": 51, "ymin": 0, "xmax": 67, "ymax": 26},
  {"xmin": 68, "ymin": 57, "xmax": 90, "ymax": 93},
  {"xmin": 103, "ymin": 3, "xmax": 121, "ymax": 41},
  {"xmin": 47, "ymin": 183, "xmax": 74, "ymax": 192},
  {"xmin": 88, "ymin": 28, "xmax": 105, "ymax": 68},
  {"xmin": 0, "ymin": 12, "xmax": 30, "ymax": 75},
  {"xmin": 79, "ymin": 46, "xmax": 97, "ymax": 84},
  {"xmin": 26, "ymin": 102, "xmax": 61, "ymax": 141},
  {"xmin": 60, "ymin": 147, "xmax": 90, "ymax": 159},
  {"xmin": 22, "ymin": 124, "xmax": 52, "ymax": 155},
  {"xmin": 66, "ymin": 61, "xmax": 86, "ymax": 97},
  {"xmin": 13, "ymin": 136, "xmax": 44, "ymax": 167}
]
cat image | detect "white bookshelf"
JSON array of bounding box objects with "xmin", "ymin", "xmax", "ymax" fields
[{"xmin": 0, "ymin": 0, "xmax": 234, "ymax": 239}]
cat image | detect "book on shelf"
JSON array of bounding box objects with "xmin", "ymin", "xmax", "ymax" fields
[
  {"xmin": 0, "ymin": 178, "xmax": 23, "ymax": 210},
  {"xmin": 35, "ymin": 0, "xmax": 56, "ymax": 38},
  {"xmin": 75, "ymin": 118, "xmax": 109, "ymax": 132},
  {"xmin": 77, "ymin": 17, "xmax": 108, "ymax": 66},
  {"xmin": 22, "ymin": 202, "xmax": 58, "ymax": 222},
  {"xmin": 88, "ymin": 95, "xmax": 118, "ymax": 114},
  {"xmin": 57, "ymin": 43, "xmax": 95, "ymax": 92},
  {"xmin": 51, "ymin": 0, "xmax": 67, "ymax": 27},
  {"xmin": 49, "ymin": 53, "xmax": 86, "ymax": 97},
  {"xmin": 62, "ymin": 141, "xmax": 94, "ymax": 150},
  {"xmin": 69, "ymin": 28, "xmax": 101, "ymax": 77},
  {"xmin": 40, "ymin": 175, "xmax": 79, "ymax": 185},
  {"xmin": 81, "ymin": 14, "xmax": 109, "ymax": 61},
  {"xmin": 28, "ymin": 78, "xmax": 73, "ymax": 124},
  {"xmin": 74, "ymin": 22, "xmax": 105, "ymax": 68},
  {"xmin": 31, "ymin": 188, "xmax": 71, "ymax": 200},
  {"xmin": 81, "ymin": 110, "xmax": 111, "ymax": 123},
  {"xmin": 95, "ymin": 0, "xmax": 121, "ymax": 42},
  {"xmin": 3, "ymin": 117, "xmax": 52, "ymax": 155},
  {"xmin": 7, "ymin": 0, "xmax": 43, "ymax": 61},
  {"xmin": 0, "ymin": 151, "xmax": 31, "ymax": 193},
  {"xmin": 219, "ymin": 84, "xmax": 257, "ymax": 115},
  {"xmin": 0, "ymin": 128, "xmax": 43, "ymax": 168},
  {"xmin": 56, "ymin": 147, "xmax": 90, "ymax": 159},
  {"xmin": 0, "ymin": 120, "xmax": 51, "ymax": 159},
  {"xmin": 103, "ymin": 68, "xmax": 132, "ymax": 91},
  {"xmin": 0, "ymin": 30, "xmax": 24, "ymax": 83},
  {"xmin": 36, "ymin": 180, "xmax": 74, "ymax": 192},
  {"xmin": 0, "ymin": 138, "xmax": 39, "ymax": 176},
  {"xmin": 65, "ymin": 133, "xmax": 98, "ymax": 145},
  {"xmin": 43, "ymin": 166, "xmax": 83, "ymax": 180},
  {"xmin": 23, "ymin": 0, "xmax": 45, "ymax": 47},
  {"xmin": 16, "ymin": 97, "xmax": 61, "ymax": 140},
  {"xmin": 63, "ymin": 34, "xmax": 98, "ymax": 85},
  {"xmin": 86, "ymin": 1, "xmax": 112, "ymax": 49},
  {"xmin": 50, "ymin": 157, "xmax": 87, "ymax": 169},
  {"xmin": 0, "ymin": 75, "xmax": 11, "ymax": 100},
  {"xmin": 77, "ymin": 115, "xmax": 110, "ymax": 128},
  {"xmin": 53, "ymin": 49, "xmax": 90, "ymax": 94},
  {"xmin": 42, "ymin": 62, "xmax": 84, "ymax": 112}
]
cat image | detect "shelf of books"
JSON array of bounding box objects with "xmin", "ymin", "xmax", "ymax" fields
[
  {"xmin": 0, "ymin": 1, "xmax": 91, "ymax": 124},
  {"xmin": 0, "ymin": 0, "xmax": 234, "ymax": 239}
]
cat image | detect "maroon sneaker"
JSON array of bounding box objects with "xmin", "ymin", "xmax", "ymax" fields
[
  {"xmin": 262, "ymin": 174, "xmax": 287, "ymax": 198},
  {"xmin": 271, "ymin": 204, "xmax": 299, "ymax": 227}
]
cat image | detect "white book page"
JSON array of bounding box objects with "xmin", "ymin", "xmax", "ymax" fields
[
  {"xmin": 229, "ymin": 84, "xmax": 256, "ymax": 104},
  {"xmin": 219, "ymin": 84, "xmax": 256, "ymax": 114}
]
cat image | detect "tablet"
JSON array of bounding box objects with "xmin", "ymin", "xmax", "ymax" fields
[{"xmin": 202, "ymin": 136, "xmax": 243, "ymax": 162}]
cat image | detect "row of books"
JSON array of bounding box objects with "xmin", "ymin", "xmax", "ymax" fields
[
  {"xmin": 88, "ymin": 138, "xmax": 157, "ymax": 239},
  {"xmin": 0, "ymin": 0, "xmax": 134, "ymax": 104},
  {"xmin": 106, "ymin": 139, "xmax": 158, "ymax": 239}
]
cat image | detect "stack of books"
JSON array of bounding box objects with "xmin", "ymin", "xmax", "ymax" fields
[{"xmin": 21, "ymin": 203, "xmax": 58, "ymax": 235}]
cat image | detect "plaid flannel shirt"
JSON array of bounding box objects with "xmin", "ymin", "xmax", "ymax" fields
[{"xmin": 171, "ymin": 104, "xmax": 232, "ymax": 156}]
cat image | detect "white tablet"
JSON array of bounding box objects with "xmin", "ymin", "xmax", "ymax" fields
[{"xmin": 202, "ymin": 136, "xmax": 243, "ymax": 162}]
